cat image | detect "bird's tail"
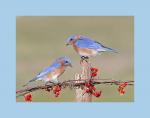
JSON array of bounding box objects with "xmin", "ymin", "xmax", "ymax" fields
[
  {"xmin": 101, "ymin": 46, "xmax": 118, "ymax": 53},
  {"xmin": 22, "ymin": 82, "xmax": 30, "ymax": 87},
  {"xmin": 22, "ymin": 77, "xmax": 37, "ymax": 87}
]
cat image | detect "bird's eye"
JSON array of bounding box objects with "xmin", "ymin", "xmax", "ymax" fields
[
  {"xmin": 65, "ymin": 61, "xmax": 68, "ymax": 63},
  {"xmin": 70, "ymin": 38, "xmax": 73, "ymax": 41}
]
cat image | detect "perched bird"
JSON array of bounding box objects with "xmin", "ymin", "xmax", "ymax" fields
[
  {"xmin": 66, "ymin": 35, "xmax": 117, "ymax": 59},
  {"xmin": 23, "ymin": 57, "xmax": 72, "ymax": 86}
]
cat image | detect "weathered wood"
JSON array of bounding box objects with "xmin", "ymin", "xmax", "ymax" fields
[{"xmin": 75, "ymin": 60, "xmax": 92, "ymax": 102}]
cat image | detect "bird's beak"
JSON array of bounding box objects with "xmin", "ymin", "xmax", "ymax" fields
[{"xmin": 66, "ymin": 43, "xmax": 70, "ymax": 46}]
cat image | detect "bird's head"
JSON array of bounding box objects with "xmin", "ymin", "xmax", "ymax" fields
[
  {"xmin": 66, "ymin": 35, "xmax": 81, "ymax": 46},
  {"xmin": 64, "ymin": 58, "xmax": 72, "ymax": 67},
  {"xmin": 56, "ymin": 56, "xmax": 72, "ymax": 67}
]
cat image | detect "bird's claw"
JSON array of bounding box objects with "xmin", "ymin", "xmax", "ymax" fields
[{"xmin": 80, "ymin": 56, "xmax": 89, "ymax": 64}]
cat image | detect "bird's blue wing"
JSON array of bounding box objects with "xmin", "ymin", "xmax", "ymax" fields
[
  {"xmin": 23, "ymin": 61, "xmax": 62, "ymax": 86},
  {"xmin": 34, "ymin": 62, "xmax": 61, "ymax": 80},
  {"xmin": 76, "ymin": 36, "xmax": 117, "ymax": 53},
  {"xmin": 75, "ymin": 36, "xmax": 103, "ymax": 50}
]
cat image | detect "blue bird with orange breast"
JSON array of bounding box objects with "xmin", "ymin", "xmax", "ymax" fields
[
  {"xmin": 23, "ymin": 56, "xmax": 72, "ymax": 86},
  {"xmin": 66, "ymin": 35, "xmax": 117, "ymax": 59}
]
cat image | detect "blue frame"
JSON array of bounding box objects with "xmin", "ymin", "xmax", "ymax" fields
[{"xmin": 0, "ymin": 0, "xmax": 149, "ymax": 117}]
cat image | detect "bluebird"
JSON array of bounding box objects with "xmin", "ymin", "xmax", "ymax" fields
[
  {"xmin": 66, "ymin": 35, "xmax": 117, "ymax": 59},
  {"xmin": 23, "ymin": 56, "xmax": 72, "ymax": 86}
]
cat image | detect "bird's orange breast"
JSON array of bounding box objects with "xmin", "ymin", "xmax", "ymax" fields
[
  {"xmin": 72, "ymin": 43, "xmax": 95, "ymax": 55},
  {"xmin": 46, "ymin": 65, "xmax": 65, "ymax": 81}
]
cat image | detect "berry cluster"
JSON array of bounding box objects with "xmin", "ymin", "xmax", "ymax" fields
[
  {"xmin": 83, "ymin": 80, "xmax": 102, "ymax": 97},
  {"xmin": 52, "ymin": 85, "xmax": 62, "ymax": 97},
  {"xmin": 24, "ymin": 93, "xmax": 32, "ymax": 102},
  {"xmin": 118, "ymin": 82, "xmax": 128, "ymax": 96},
  {"xmin": 90, "ymin": 67, "xmax": 98, "ymax": 77},
  {"xmin": 82, "ymin": 67, "xmax": 102, "ymax": 97}
]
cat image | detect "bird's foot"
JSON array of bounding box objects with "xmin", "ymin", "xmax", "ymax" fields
[{"xmin": 80, "ymin": 56, "xmax": 89, "ymax": 64}]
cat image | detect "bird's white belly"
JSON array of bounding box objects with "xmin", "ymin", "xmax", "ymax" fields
[
  {"xmin": 79, "ymin": 49, "xmax": 98, "ymax": 57},
  {"xmin": 51, "ymin": 74, "xmax": 59, "ymax": 80},
  {"xmin": 43, "ymin": 74, "xmax": 59, "ymax": 83}
]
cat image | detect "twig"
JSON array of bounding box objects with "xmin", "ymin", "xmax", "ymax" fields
[{"xmin": 16, "ymin": 78, "xmax": 134, "ymax": 98}]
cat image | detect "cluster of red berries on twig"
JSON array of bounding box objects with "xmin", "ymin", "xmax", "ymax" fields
[
  {"xmin": 90, "ymin": 67, "xmax": 98, "ymax": 77},
  {"xmin": 24, "ymin": 85, "xmax": 62, "ymax": 102},
  {"xmin": 52, "ymin": 85, "xmax": 62, "ymax": 97},
  {"xmin": 118, "ymin": 82, "xmax": 128, "ymax": 96},
  {"xmin": 82, "ymin": 67, "xmax": 102, "ymax": 97},
  {"xmin": 83, "ymin": 81, "xmax": 102, "ymax": 97},
  {"xmin": 45, "ymin": 85, "xmax": 62, "ymax": 97},
  {"xmin": 24, "ymin": 93, "xmax": 32, "ymax": 102}
]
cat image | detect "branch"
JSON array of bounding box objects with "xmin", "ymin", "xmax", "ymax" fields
[{"xmin": 16, "ymin": 78, "xmax": 134, "ymax": 98}]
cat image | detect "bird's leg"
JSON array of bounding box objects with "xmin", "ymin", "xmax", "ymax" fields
[
  {"xmin": 80, "ymin": 56, "xmax": 84, "ymax": 64},
  {"xmin": 45, "ymin": 81, "xmax": 55, "ymax": 92},
  {"xmin": 84, "ymin": 56, "xmax": 89, "ymax": 61},
  {"xmin": 80, "ymin": 56, "xmax": 89, "ymax": 64},
  {"xmin": 81, "ymin": 56, "xmax": 85, "ymax": 60}
]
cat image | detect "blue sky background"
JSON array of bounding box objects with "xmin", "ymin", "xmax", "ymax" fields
[{"xmin": 0, "ymin": 0, "xmax": 150, "ymax": 118}]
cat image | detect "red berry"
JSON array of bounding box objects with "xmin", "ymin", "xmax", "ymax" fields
[
  {"xmin": 119, "ymin": 90, "xmax": 125, "ymax": 96},
  {"xmin": 52, "ymin": 85, "xmax": 62, "ymax": 97},
  {"xmin": 92, "ymin": 87, "xmax": 96, "ymax": 91},
  {"xmin": 89, "ymin": 86, "xmax": 93, "ymax": 90},
  {"xmin": 91, "ymin": 73, "xmax": 97, "ymax": 77},
  {"xmin": 53, "ymin": 86, "xmax": 57, "ymax": 91},
  {"xmin": 94, "ymin": 91, "xmax": 102, "ymax": 97},
  {"xmin": 55, "ymin": 92, "xmax": 60, "ymax": 97},
  {"xmin": 94, "ymin": 68, "xmax": 98, "ymax": 73},
  {"xmin": 123, "ymin": 82, "xmax": 128, "ymax": 87},
  {"xmin": 53, "ymin": 85, "xmax": 61, "ymax": 93},
  {"xmin": 121, "ymin": 90, "xmax": 125, "ymax": 94},
  {"xmin": 85, "ymin": 83, "xmax": 91, "ymax": 87},
  {"xmin": 118, "ymin": 82, "xmax": 128, "ymax": 95},
  {"xmin": 56, "ymin": 86, "xmax": 61, "ymax": 92},
  {"xmin": 86, "ymin": 88, "xmax": 90, "ymax": 93},
  {"xmin": 91, "ymin": 68, "xmax": 98, "ymax": 72},
  {"xmin": 90, "ymin": 68, "xmax": 95, "ymax": 72},
  {"xmin": 24, "ymin": 93, "xmax": 32, "ymax": 102}
]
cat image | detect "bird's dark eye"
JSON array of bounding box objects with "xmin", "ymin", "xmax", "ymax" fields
[
  {"xmin": 65, "ymin": 61, "xmax": 68, "ymax": 63},
  {"xmin": 70, "ymin": 38, "xmax": 73, "ymax": 41}
]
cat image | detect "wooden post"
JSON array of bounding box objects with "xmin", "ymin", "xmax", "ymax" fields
[{"xmin": 75, "ymin": 60, "xmax": 92, "ymax": 102}]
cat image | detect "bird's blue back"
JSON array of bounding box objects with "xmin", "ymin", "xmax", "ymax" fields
[
  {"xmin": 75, "ymin": 36, "xmax": 104, "ymax": 50},
  {"xmin": 35, "ymin": 62, "xmax": 61, "ymax": 79}
]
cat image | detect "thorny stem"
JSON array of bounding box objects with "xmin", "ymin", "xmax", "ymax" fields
[{"xmin": 16, "ymin": 78, "xmax": 134, "ymax": 98}]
